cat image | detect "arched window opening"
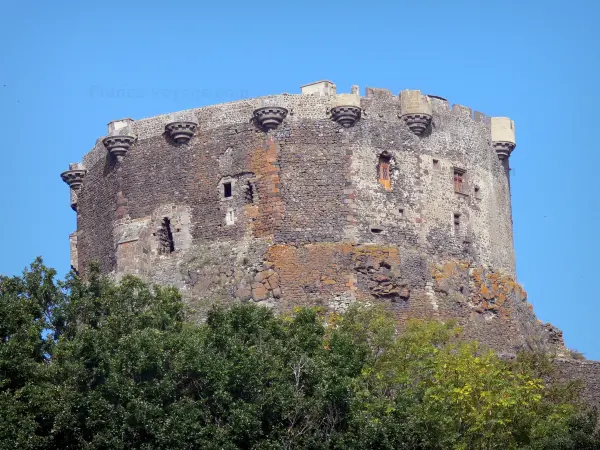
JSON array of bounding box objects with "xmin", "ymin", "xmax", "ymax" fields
[{"xmin": 378, "ymin": 153, "xmax": 392, "ymax": 191}]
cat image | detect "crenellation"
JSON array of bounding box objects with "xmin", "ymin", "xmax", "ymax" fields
[
  {"xmin": 81, "ymin": 90, "xmax": 511, "ymax": 167},
  {"xmin": 450, "ymin": 103, "xmax": 473, "ymax": 119},
  {"xmin": 365, "ymin": 87, "xmax": 395, "ymax": 99},
  {"xmin": 427, "ymin": 95, "xmax": 451, "ymax": 112},
  {"xmin": 473, "ymin": 110, "xmax": 489, "ymax": 125}
]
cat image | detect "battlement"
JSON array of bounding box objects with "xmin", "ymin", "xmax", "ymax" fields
[{"xmin": 76, "ymin": 81, "xmax": 516, "ymax": 171}]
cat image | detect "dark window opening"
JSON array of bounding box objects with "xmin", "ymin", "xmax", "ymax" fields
[
  {"xmin": 378, "ymin": 154, "xmax": 391, "ymax": 191},
  {"xmin": 158, "ymin": 217, "xmax": 175, "ymax": 254},
  {"xmin": 453, "ymin": 214, "xmax": 461, "ymax": 235},
  {"xmin": 371, "ymin": 227, "xmax": 384, "ymax": 234},
  {"xmin": 433, "ymin": 159, "xmax": 439, "ymax": 169},
  {"xmin": 474, "ymin": 186, "xmax": 481, "ymax": 199},
  {"xmin": 453, "ymin": 168, "xmax": 467, "ymax": 194},
  {"xmin": 223, "ymin": 182, "xmax": 232, "ymax": 198},
  {"xmin": 245, "ymin": 181, "xmax": 255, "ymax": 204},
  {"xmin": 399, "ymin": 208, "xmax": 404, "ymax": 217}
]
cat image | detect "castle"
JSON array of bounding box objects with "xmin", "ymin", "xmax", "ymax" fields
[{"xmin": 61, "ymin": 80, "xmax": 600, "ymax": 403}]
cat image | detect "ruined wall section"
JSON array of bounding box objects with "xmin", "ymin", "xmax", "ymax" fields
[{"xmin": 554, "ymin": 359, "xmax": 600, "ymax": 408}]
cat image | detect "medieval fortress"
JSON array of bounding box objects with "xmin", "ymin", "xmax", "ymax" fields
[{"xmin": 61, "ymin": 80, "xmax": 599, "ymax": 402}]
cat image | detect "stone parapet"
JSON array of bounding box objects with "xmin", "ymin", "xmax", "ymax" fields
[{"xmin": 81, "ymin": 84, "xmax": 515, "ymax": 171}]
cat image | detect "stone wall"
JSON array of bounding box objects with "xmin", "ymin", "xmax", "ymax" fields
[
  {"xmin": 66, "ymin": 83, "xmax": 564, "ymax": 357},
  {"xmin": 554, "ymin": 359, "xmax": 600, "ymax": 408}
]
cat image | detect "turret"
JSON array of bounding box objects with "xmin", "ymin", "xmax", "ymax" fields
[
  {"xmin": 60, "ymin": 163, "xmax": 86, "ymax": 211},
  {"xmin": 253, "ymin": 106, "xmax": 288, "ymax": 131},
  {"xmin": 330, "ymin": 93, "xmax": 361, "ymax": 128},
  {"xmin": 103, "ymin": 118, "xmax": 136, "ymax": 161},
  {"xmin": 491, "ymin": 117, "xmax": 516, "ymax": 161},
  {"xmin": 165, "ymin": 112, "xmax": 198, "ymax": 144},
  {"xmin": 399, "ymin": 90, "xmax": 432, "ymax": 136}
]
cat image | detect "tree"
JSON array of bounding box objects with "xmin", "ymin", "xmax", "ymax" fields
[
  {"xmin": 0, "ymin": 258, "xmax": 59, "ymax": 448},
  {"xmin": 1, "ymin": 259, "xmax": 598, "ymax": 449}
]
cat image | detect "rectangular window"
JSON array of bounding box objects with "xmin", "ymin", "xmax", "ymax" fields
[
  {"xmin": 433, "ymin": 159, "xmax": 439, "ymax": 169},
  {"xmin": 453, "ymin": 213, "xmax": 461, "ymax": 235},
  {"xmin": 378, "ymin": 155, "xmax": 391, "ymax": 191},
  {"xmin": 453, "ymin": 168, "xmax": 467, "ymax": 195},
  {"xmin": 474, "ymin": 186, "xmax": 482, "ymax": 200},
  {"xmin": 223, "ymin": 182, "xmax": 232, "ymax": 198}
]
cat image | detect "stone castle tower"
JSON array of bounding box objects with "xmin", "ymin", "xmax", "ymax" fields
[{"xmin": 59, "ymin": 81, "xmax": 562, "ymax": 357}]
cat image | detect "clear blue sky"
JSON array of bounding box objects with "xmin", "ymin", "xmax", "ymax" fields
[{"xmin": 1, "ymin": 1, "xmax": 598, "ymax": 358}]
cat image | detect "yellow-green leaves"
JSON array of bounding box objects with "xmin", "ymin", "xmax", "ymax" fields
[{"xmin": 2, "ymin": 262, "xmax": 599, "ymax": 449}]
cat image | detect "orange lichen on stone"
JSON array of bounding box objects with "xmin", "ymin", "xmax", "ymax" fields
[
  {"xmin": 432, "ymin": 262, "xmax": 456, "ymax": 282},
  {"xmin": 249, "ymin": 137, "xmax": 285, "ymax": 237},
  {"xmin": 497, "ymin": 293, "xmax": 507, "ymax": 306},
  {"xmin": 265, "ymin": 243, "xmax": 351, "ymax": 308},
  {"xmin": 480, "ymin": 283, "xmax": 491, "ymax": 298},
  {"xmin": 469, "ymin": 268, "xmax": 525, "ymax": 314},
  {"xmin": 429, "ymin": 261, "xmax": 524, "ymax": 316},
  {"xmin": 350, "ymin": 244, "xmax": 400, "ymax": 264},
  {"xmin": 264, "ymin": 243, "xmax": 403, "ymax": 308}
]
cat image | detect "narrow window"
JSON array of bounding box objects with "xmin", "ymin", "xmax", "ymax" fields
[
  {"xmin": 378, "ymin": 154, "xmax": 391, "ymax": 191},
  {"xmin": 370, "ymin": 226, "xmax": 384, "ymax": 234},
  {"xmin": 474, "ymin": 186, "xmax": 481, "ymax": 199},
  {"xmin": 226, "ymin": 208, "xmax": 235, "ymax": 225},
  {"xmin": 453, "ymin": 214, "xmax": 461, "ymax": 235},
  {"xmin": 453, "ymin": 168, "xmax": 466, "ymax": 194},
  {"xmin": 157, "ymin": 217, "xmax": 175, "ymax": 254},
  {"xmin": 223, "ymin": 182, "xmax": 232, "ymax": 198},
  {"xmin": 245, "ymin": 181, "xmax": 255, "ymax": 204},
  {"xmin": 399, "ymin": 208, "xmax": 404, "ymax": 218},
  {"xmin": 433, "ymin": 159, "xmax": 439, "ymax": 169}
]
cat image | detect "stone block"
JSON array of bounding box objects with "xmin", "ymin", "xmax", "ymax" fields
[{"xmin": 252, "ymin": 283, "xmax": 269, "ymax": 301}]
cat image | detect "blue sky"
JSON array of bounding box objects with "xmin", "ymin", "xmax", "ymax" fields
[{"xmin": 1, "ymin": 1, "xmax": 598, "ymax": 359}]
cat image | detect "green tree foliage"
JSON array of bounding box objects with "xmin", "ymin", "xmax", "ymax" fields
[{"xmin": 1, "ymin": 259, "xmax": 599, "ymax": 449}]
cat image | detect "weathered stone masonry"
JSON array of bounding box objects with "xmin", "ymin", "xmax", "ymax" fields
[{"xmin": 61, "ymin": 80, "xmax": 600, "ymax": 406}]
